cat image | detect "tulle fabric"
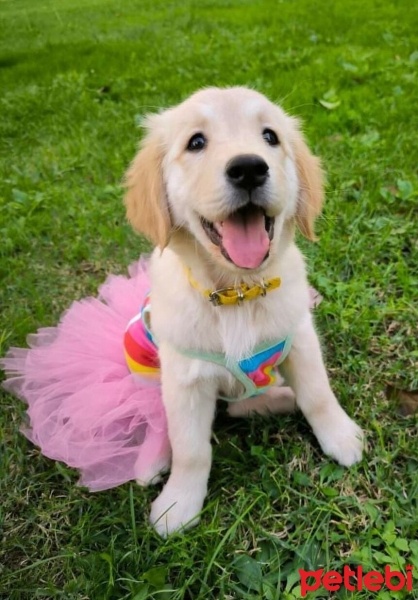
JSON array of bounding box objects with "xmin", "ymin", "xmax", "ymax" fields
[{"xmin": 1, "ymin": 259, "xmax": 169, "ymax": 492}]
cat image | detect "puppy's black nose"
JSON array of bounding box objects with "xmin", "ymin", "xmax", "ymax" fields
[{"xmin": 226, "ymin": 154, "xmax": 269, "ymax": 191}]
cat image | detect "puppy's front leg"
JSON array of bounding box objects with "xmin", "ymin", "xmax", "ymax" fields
[
  {"xmin": 150, "ymin": 346, "xmax": 217, "ymax": 537},
  {"xmin": 281, "ymin": 314, "xmax": 363, "ymax": 466}
]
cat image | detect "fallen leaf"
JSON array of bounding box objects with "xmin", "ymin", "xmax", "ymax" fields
[
  {"xmin": 319, "ymin": 98, "xmax": 341, "ymax": 110},
  {"xmin": 386, "ymin": 384, "xmax": 418, "ymax": 416},
  {"xmin": 385, "ymin": 321, "xmax": 400, "ymax": 335},
  {"xmin": 319, "ymin": 89, "xmax": 341, "ymax": 110}
]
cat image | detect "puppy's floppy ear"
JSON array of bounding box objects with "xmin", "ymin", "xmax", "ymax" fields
[
  {"xmin": 291, "ymin": 121, "xmax": 324, "ymax": 241},
  {"xmin": 124, "ymin": 115, "xmax": 172, "ymax": 248}
]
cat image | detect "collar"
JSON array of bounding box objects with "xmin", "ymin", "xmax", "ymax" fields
[{"xmin": 185, "ymin": 267, "xmax": 281, "ymax": 306}]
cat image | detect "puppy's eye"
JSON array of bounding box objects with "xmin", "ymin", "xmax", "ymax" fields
[
  {"xmin": 187, "ymin": 133, "xmax": 207, "ymax": 151},
  {"xmin": 262, "ymin": 128, "xmax": 279, "ymax": 146}
]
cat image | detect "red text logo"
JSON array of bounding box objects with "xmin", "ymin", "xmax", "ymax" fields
[{"xmin": 299, "ymin": 565, "xmax": 413, "ymax": 596}]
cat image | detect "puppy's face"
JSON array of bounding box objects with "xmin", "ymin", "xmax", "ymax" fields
[{"xmin": 125, "ymin": 87, "xmax": 323, "ymax": 273}]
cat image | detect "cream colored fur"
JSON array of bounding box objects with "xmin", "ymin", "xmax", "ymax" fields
[{"xmin": 124, "ymin": 87, "xmax": 363, "ymax": 537}]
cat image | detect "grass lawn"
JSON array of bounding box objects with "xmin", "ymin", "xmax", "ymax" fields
[{"xmin": 0, "ymin": 0, "xmax": 417, "ymax": 598}]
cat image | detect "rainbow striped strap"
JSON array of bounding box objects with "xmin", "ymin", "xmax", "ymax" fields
[{"xmin": 124, "ymin": 295, "xmax": 160, "ymax": 378}]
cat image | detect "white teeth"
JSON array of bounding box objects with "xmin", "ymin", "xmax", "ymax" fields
[{"xmin": 214, "ymin": 222, "xmax": 223, "ymax": 234}]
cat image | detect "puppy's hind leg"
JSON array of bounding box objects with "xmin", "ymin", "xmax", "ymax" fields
[
  {"xmin": 227, "ymin": 381, "xmax": 296, "ymax": 417},
  {"xmin": 135, "ymin": 430, "xmax": 171, "ymax": 486}
]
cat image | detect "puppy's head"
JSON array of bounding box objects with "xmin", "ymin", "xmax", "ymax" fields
[{"xmin": 125, "ymin": 87, "xmax": 323, "ymax": 272}]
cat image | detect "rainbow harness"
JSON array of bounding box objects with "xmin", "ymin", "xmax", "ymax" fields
[
  {"xmin": 124, "ymin": 295, "xmax": 160, "ymax": 379},
  {"xmin": 124, "ymin": 294, "xmax": 292, "ymax": 402}
]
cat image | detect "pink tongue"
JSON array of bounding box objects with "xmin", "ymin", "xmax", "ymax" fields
[{"xmin": 221, "ymin": 208, "xmax": 269, "ymax": 269}]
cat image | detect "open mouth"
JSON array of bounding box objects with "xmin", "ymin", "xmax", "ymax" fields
[{"xmin": 200, "ymin": 204, "xmax": 275, "ymax": 269}]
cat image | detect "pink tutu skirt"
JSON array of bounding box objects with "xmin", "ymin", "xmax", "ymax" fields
[{"xmin": 1, "ymin": 259, "xmax": 169, "ymax": 492}]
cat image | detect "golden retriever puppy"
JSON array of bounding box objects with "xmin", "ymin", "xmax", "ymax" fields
[{"xmin": 124, "ymin": 87, "xmax": 363, "ymax": 536}]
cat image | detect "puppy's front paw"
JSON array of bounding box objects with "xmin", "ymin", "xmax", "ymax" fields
[
  {"xmin": 150, "ymin": 484, "xmax": 205, "ymax": 537},
  {"xmin": 313, "ymin": 408, "xmax": 364, "ymax": 467}
]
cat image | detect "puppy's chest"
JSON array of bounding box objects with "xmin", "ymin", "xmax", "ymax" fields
[
  {"xmin": 178, "ymin": 294, "xmax": 293, "ymax": 356},
  {"xmin": 145, "ymin": 289, "xmax": 299, "ymax": 399},
  {"xmin": 180, "ymin": 303, "xmax": 293, "ymax": 400},
  {"xmin": 151, "ymin": 271, "xmax": 302, "ymax": 354}
]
